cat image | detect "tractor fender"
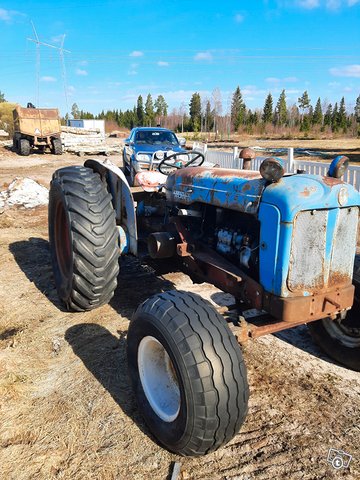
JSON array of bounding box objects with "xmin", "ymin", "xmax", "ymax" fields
[{"xmin": 84, "ymin": 158, "xmax": 137, "ymax": 255}]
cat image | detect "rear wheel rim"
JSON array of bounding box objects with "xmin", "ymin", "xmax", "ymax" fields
[
  {"xmin": 138, "ymin": 336, "xmax": 180, "ymax": 422},
  {"xmin": 322, "ymin": 313, "xmax": 360, "ymax": 348},
  {"xmin": 54, "ymin": 200, "xmax": 72, "ymax": 279}
]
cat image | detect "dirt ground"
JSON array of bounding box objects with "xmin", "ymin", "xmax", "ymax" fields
[{"xmin": 0, "ymin": 141, "xmax": 360, "ymax": 480}]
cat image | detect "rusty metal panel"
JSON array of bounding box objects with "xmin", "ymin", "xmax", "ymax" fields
[
  {"xmin": 13, "ymin": 106, "xmax": 61, "ymax": 137},
  {"xmin": 288, "ymin": 210, "xmax": 328, "ymax": 293},
  {"xmin": 263, "ymin": 284, "xmax": 354, "ymax": 324},
  {"xmin": 329, "ymin": 207, "xmax": 359, "ymax": 286}
]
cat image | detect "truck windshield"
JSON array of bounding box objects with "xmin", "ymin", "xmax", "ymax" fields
[{"xmin": 135, "ymin": 130, "xmax": 179, "ymax": 146}]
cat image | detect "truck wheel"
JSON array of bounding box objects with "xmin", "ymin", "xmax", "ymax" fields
[
  {"xmin": 127, "ymin": 290, "xmax": 249, "ymax": 456},
  {"xmin": 308, "ymin": 311, "xmax": 360, "ymax": 371},
  {"xmin": 19, "ymin": 138, "xmax": 30, "ymax": 156},
  {"xmin": 48, "ymin": 166, "xmax": 119, "ymax": 311},
  {"xmin": 52, "ymin": 138, "xmax": 63, "ymax": 155}
]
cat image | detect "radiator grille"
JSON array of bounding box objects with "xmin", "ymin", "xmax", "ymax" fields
[
  {"xmin": 329, "ymin": 207, "xmax": 359, "ymax": 286},
  {"xmin": 288, "ymin": 210, "xmax": 328, "ymax": 292},
  {"xmin": 288, "ymin": 208, "xmax": 358, "ymax": 293}
]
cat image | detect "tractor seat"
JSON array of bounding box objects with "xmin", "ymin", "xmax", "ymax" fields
[{"xmin": 134, "ymin": 170, "xmax": 168, "ymax": 192}]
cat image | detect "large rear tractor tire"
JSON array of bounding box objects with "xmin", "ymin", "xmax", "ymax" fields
[
  {"xmin": 19, "ymin": 138, "xmax": 31, "ymax": 156},
  {"xmin": 308, "ymin": 256, "xmax": 360, "ymax": 371},
  {"xmin": 52, "ymin": 138, "xmax": 63, "ymax": 155},
  {"xmin": 127, "ymin": 290, "xmax": 249, "ymax": 456},
  {"xmin": 48, "ymin": 166, "xmax": 119, "ymax": 311}
]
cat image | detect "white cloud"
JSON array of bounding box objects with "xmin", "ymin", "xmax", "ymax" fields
[
  {"xmin": 127, "ymin": 70, "xmax": 138, "ymax": 76},
  {"xmin": 51, "ymin": 34, "xmax": 64, "ymax": 44},
  {"xmin": 283, "ymin": 76, "xmax": 299, "ymax": 82},
  {"xmin": 130, "ymin": 50, "xmax": 144, "ymax": 57},
  {"xmin": 76, "ymin": 68, "xmax": 88, "ymax": 76},
  {"xmin": 326, "ymin": 0, "xmax": 341, "ymax": 8},
  {"xmin": 0, "ymin": 8, "xmax": 24, "ymax": 22},
  {"xmin": 266, "ymin": 76, "xmax": 298, "ymax": 84},
  {"xmin": 330, "ymin": 64, "xmax": 360, "ymax": 77},
  {"xmin": 40, "ymin": 76, "xmax": 56, "ymax": 82},
  {"xmin": 297, "ymin": 0, "xmax": 320, "ymax": 8},
  {"xmin": 296, "ymin": 0, "xmax": 359, "ymax": 7},
  {"xmin": 78, "ymin": 60, "xmax": 88, "ymax": 66},
  {"xmin": 194, "ymin": 51, "xmax": 213, "ymax": 61},
  {"xmin": 266, "ymin": 77, "xmax": 280, "ymax": 83},
  {"xmin": 344, "ymin": 86, "xmax": 353, "ymax": 92},
  {"xmin": 68, "ymin": 86, "xmax": 76, "ymax": 93},
  {"xmin": 234, "ymin": 13, "xmax": 244, "ymax": 22},
  {"xmin": 157, "ymin": 61, "xmax": 169, "ymax": 67}
]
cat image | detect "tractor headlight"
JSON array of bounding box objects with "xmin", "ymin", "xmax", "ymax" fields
[
  {"xmin": 155, "ymin": 150, "xmax": 165, "ymax": 160},
  {"xmin": 260, "ymin": 157, "xmax": 285, "ymax": 183},
  {"xmin": 328, "ymin": 155, "xmax": 349, "ymax": 179},
  {"xmin": 136, "ymin": 153, "xmax": 151, "ymax": 162}
]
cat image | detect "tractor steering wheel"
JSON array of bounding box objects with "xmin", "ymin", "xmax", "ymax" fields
[{"xmin": 158, "ymin": 151, "xmax": 205, "ymax": 175}]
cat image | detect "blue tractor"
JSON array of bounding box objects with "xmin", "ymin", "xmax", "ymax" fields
[{"xmin": 48, "ymin": 151, "xmax": 359, "ymax": 456}]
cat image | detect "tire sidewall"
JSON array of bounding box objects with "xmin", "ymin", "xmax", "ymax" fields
[
  {"xmin": 127, "ymin": 313, "xmax": 193, "ymax": 452},
  {"xmin": 309, "ymin": 318, "xmax": 360, "ymax": 371},
  {"xmin": 48, "ymin": 179, "xmax": 74, "ymax": 303}
]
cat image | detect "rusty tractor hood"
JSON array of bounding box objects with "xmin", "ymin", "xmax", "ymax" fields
[
  {"xmin": 165, "ymin": 167, "xmax": 266, "ymax": 215},
  {"xmin": 166, "ymin": 167, "xmax": 360, "ymax": 221},
  {"xmin": 261, "ymin": 173, "xmax": 360, "ymax": 222}
]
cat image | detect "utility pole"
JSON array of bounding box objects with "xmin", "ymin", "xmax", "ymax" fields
[{"xmin": 27, "ymin": 22, "xmax": 71, "ymax": 114}]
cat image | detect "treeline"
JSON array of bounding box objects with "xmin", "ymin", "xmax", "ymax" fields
[
  {"xmin": 68, "ymin": 94, "xmax": 168, "ymax": 130},
  {"xmin": 183, "ymin": 88, "xmax": 360, "ymax": 137},
  {"xmin": 69, "ymin": 87, "xmax": 360, "ymax": 137}
]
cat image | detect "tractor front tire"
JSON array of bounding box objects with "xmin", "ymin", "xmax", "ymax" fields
[
  {"xmin": 48, "ymin": 166, "xmax": 119, "ymax": 311},
  {"xmin": 19, "ymin": 138, "xmax": 31, "ymax": 156},
  {"xmin": 127, "ymin": 291, "xmax": 249, "ymax": 456},
  {"xmin": 52, "ymin": 138, "xmax": 63, "ymax": 155},
  {"xmin": 309, "ymin": 256, "xmax": 360, "ymax": 371}
]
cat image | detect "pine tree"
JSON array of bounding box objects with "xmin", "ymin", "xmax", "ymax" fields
[
  {"xmin": 324, "ymin": 103, "xmax": 332, "ymax": 126},
  {"xmin": 355, "ymin": 94, "xmax": 360, "ymax": 123},
  {"xmin": 231, "ymin": 86, "xmax": 246, "ymax": 131},
  {"xmin": 71, "ymin": 103, "xmax": 80, "ymax": 119},
  {"xmin": 205, "ymin": 100, "xmax": 214, "ymax": 131},
  {"xmin": 145, "ymin": 93, "xmax": 154, "ymax": 126},
  {"xmin": 332, "ymin": 102, "xmax": 339, "ymax": 132},
  {"xmin": 298, "ymin": 91, "xmax": 311, "ymax": 116},
  {"xmin": 154, "ymin": 95, "xmax": 168, "ymax": 117},
  {"xmin": 136, "ymin": 95, "xmax": 144, "ymax": 126},
  {"xmin": 0, "ymin": 91, "xmax": 6, "ymax": 103},
  {"xmin": 189, "ymin": 92, "xmax": 202, "ymax": 132},
  {"xmin": 275, "ymin": 89, "xmax": 287, "ymax": 126},
  {"xmin": 339, "ymin": 97, "xmax": 347, "ymax": 131},
  {"xmin": 313, "ymin": 97, "xmax": 323, "ymax": 125},
  {"xmin": 262, "ymin": 93, "xmax": 273, "ymax": 123}
]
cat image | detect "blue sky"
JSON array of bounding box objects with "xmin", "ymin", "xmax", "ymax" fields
[{"xmin": 1, "ymin": 0, "xmax": 359, "ymax": 116}]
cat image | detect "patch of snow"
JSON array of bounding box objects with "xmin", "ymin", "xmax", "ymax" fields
[{"xmin": 0, "ymin": 177, "xmax": 49, "ymax": 208}]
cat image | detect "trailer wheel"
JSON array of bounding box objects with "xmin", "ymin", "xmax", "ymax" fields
[
  {"xmin": 19, "ymin": 138, "xmax": 30, "ymax": 156},
  {"xmin": 52, "ymin": 138, "xmax": 63, "ymax": 155},
  {"xmin": 127, "ymin": 290, "xmax": 249, "ymax": 456},
  {"xmin": 48, "ymin": 166, "xmax": 119, "ymax": 311}
]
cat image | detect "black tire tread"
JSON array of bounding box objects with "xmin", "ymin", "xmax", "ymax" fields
[
  {"xmin": 52, "ymin": 138, "xmax": 62, "ymax": 155},
  {"xmin": 19, "ymin": 138, "xmax": 30, "ymax": 156},
  {"xmin": 131, "ymin": 290, "xmax": 249, "ymax": 456},
  {"xmin": 49, "ymin": 166, "xmax": 119, "ymax": 311}
]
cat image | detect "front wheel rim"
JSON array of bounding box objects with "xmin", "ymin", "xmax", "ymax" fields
[{"xmin": 138, "ymin": 336, "xmax": 180, "ymax": 422}]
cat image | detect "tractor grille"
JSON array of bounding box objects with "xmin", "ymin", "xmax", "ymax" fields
[{"xmin": 288, "ymin": 207, "xmax": 358, "ymax": 293}]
